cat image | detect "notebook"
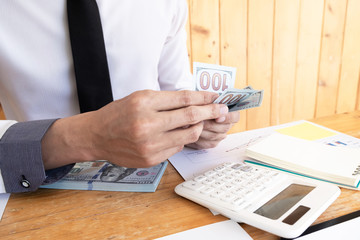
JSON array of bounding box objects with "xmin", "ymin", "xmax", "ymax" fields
[{"xmin": 245, "ymin": 133, "xmax": 360, "ymax": 189}]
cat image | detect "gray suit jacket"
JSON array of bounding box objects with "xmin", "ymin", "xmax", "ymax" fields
[{"xmin": 0, "ymin": 119, "xmax": 74, "ymax": 193}]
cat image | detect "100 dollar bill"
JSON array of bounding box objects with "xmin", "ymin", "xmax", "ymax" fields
[
  {"xmin": 194, "ymin": 62, "xmax": 263, "ymax": 111},
  {"xmin": 193, "ymin": 62, "xmax": 236, "ymax": 93},
  {"xmin": 214, "ymin": 88, "xmax": 263, "ymax": 112},
  {"xmin": 41, "ymin": 160, "xmax": 168, "ymax": 192}
]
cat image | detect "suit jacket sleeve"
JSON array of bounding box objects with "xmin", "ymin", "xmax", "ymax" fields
[{"xmin": 0, "ymin": 119, "xmax": 74, "ymax": 193}]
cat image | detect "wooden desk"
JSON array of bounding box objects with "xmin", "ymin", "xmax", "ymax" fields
[{"xmin": 1, "ymin": 111, "xmax": 360, "ymax": 240}]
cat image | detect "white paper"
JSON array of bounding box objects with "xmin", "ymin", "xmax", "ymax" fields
[
  {"xmin": 296, "ymin": 216, "xmax": 360, "ymax": 240},
  {"xmin": 169, "ymin": 121, "xmax": 303, "ymax": 180},
  {"xmin": 155, "ymin": 220, "xmax": 252, "ymax": 240},
  {"xmin": 0, "ymin": 193, "xmax": 10, "ymax": 220}
]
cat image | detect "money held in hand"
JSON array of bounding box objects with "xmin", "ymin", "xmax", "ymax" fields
[
  {"xmin": 214, "ymin": 88, "xmax": 264, "ymax": 112},
  {"xmin": 193, "ymin": 62, "xmax": 236, "ymax": 93},
  {"xmin": 194, "ymin": 62, "xmax": 264, "ymax": 111}
]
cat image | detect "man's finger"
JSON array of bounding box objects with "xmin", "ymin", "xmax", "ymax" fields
[
  {"xmin": 215, "ymin": 111, "xmax": 240, "ymax": 123},
  {"xmin": 186, "ymin": 139, "xmax": 222, "ymax": 149},
  {"xmin": 159, "ymin": 104, "xmax": 228, "ymax": 131},
  {"xmin": 152, "ymin": 90, "xmax": 219, "ymax": 111},
  {"xmin": 150, "ymin": 122, "xmax": 204, "ymax": 150},
  {"xmin": 203, "ymin": 120, "xmax": 232, "ymax": 133}
]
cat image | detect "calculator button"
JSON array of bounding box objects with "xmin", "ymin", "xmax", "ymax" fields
[
  {"xmin": 231, "ymin": 197, "xmax": 247, "ymax": 208},
  {"xmin": 222, "ymin": 175, "xmax": 235, "ymax": 182},
  {"xmin": 231, "ymin": 163, "xmax": 244, "ymax": 170},
  {"xmin": 244, "ymin": 179, "xmax": 257, "ymax": 190},
  {"xmin": 232, "ymin": 178, "xmax": 246, "ymax": 185},
  {"xmin": 253, "ymin": 174, "xmax": 265, "ymax": 181},
  {"xmin": 262, "ymin": 170, "xmax": 272, "ymax": 175},
  {"xmin": 212, "ymin": 181, "xmax": 225, "ymax": 188},
  {"xmin": 253, "ymin": 184, "xmax": 266, "ymax": 192},
  {"xmin": 238, "ymin": 180, "xmax": 252, "ymax": 187},
  {"xmin": 201, "ymin": 187, "xmax": 215, "ymax": 194},
  {"xmin": 221, "ymin": 193, "xmax": 237, "ymax": 202},
  {"xmin": 221, "ymin": 184, "xmax": 235, "ymax": 192},
  {"xmin": 182, "ymin": 181, "xmax": 204, "ymax": 191},
  {"xmin": 243, "ymin": 190, "xmax": 256, "ymax": 199},
  {"xmin": 210, "ymin": 190, "xmax": 225, "ymax": 198},
  {"xmin": 233, "ymin": 170, "xmax": 244, "ymax": 176},
  {"xmin": 215, "ymin": 173, "xmax": 225, "ymax": 179},
  {"xmin": 239, "ymin": 165, "xmax": 253, "ymax": 172},
  {"xmin": 203, "ymin": 178, "xmax": 215, "ymax": 185},
  {"xmin": 204, "ymin": 170, "xmax": 216, "ymax": 177},
  {"xmin": 222, "ymin": 168, "xmax": 233, "ymax": 174},
  {"xmin": 194, "ymin": 175, "xmax": 207, "ymax": 182},
  {"xmin": 231, "ymin": 187, "xmax": 245, "ymax": 195},
  {"xmin": 244, "ymin": 172, "xmax": 253, "ymax": 178},
  {"xmin": 270, "ymin": 172, "xmax": 283, "ymax": 180},
  {"xmin": 213, "ymin": 165, "xmax": 227, "ymax": 171}
]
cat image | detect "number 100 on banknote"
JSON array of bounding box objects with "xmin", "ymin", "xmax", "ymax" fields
[{"xmin": 193, "ymin": 62, "xmax": 236, "ymax": 93}]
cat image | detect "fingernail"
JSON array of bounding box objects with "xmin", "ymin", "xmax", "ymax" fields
[
  {"xmin": 212, "ymin": 94, "xmax": 219, "ymax": 102},
  {"xmin": 216, "ymin": 116, "xmax": 226, "ymax": 123},
  {"xmin": 220, "ymin": 105, "xmax": 228, "ymax": 115}
]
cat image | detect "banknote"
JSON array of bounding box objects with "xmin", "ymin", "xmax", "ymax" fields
[
  {"xmin": 213, "ymin": 88, "xmax": 254, "ymax": 105},
  {"xmin": 41, "ymin": 160, "xmax": 168, "ymax": 192},
  {"xmin": 193, "ymin": 62, "xmax": 236, "ymax": 93},
  {"xmin": 193, "ymin": 62, "xmax": 263, "ymax": 111},
  {"xmin": 226, "ymin": 90, "xmax": 264, "ymax": 112},
  {"xmin": 213, "ymin": 88, "xmax": 263, "ymax": 112}
]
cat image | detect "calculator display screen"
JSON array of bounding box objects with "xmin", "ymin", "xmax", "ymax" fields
[{"xmin": 254, "ymin": 184, "xmax": 314, "ymax": 220}]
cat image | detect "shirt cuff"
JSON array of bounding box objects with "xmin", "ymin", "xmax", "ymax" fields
[{"xmin": 0, "ymin": 119, "xmax": 73, "ymax": 193}]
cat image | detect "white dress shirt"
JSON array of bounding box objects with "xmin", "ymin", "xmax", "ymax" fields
[{"xmin": 0, "ymin": 0, "xmax": 192, "ymax": 192}]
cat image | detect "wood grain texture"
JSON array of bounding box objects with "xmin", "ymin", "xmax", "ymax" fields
[
  {"xmin": 336, "ymin": 0, "xmax": 360, "ymax": 114},
  {"xmin": 1, "ymin": 111, "xmax": 360, "ymax": 240},
  {"xmin": 293, "ymin": 0, "xmax": 324, "ymax": 120},
  {"xmin": 271, "ymin": 0, "xmax": 300, "ymax": 125},
  {"xmin": 185, "ymin": 0, "xmax": 360, "ymax": 131},
  {"xmin": 220, "ymin": 0, "xmax": 248, "ymax": 133},
  {"xmin": 315, "ymin": 0, "xmax": 347, "ymax": 118},
  {"xmin": 247, "ymin": 0, "xmax": 274, "ymax": 130},
  {"xmin": 189, "ymin": 0, "xmax": 220, "ymax": 64}
]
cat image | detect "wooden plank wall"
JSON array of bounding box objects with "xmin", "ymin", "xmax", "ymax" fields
[{"xmin": 186, "ymin": 0, "xmax": 360, "ymax": 133}]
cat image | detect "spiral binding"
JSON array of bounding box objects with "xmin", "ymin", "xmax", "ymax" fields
[{"xmin": 352, "ymin": 165, "xmax": 360, "ymax": 176}]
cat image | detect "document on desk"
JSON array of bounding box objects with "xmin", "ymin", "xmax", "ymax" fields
[
  {"xmin": 154, "ymin": 220, "xmax": 252, "ymax": 240},
  {"xmin": 0, "ymin": 193, "xmax": 10, "ymax": 221},
  {"xmin": 169, "ymin": 120, "xmax": 360, "ymax": 181}
]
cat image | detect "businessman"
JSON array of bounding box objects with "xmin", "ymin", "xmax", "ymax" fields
[{"xmin": 0, "ymin": 0, "xmax": 239, "ymax": 193}]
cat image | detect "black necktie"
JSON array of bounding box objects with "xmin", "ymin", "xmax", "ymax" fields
[{"xmin": 67, "ymin": 0, "xmax": 113, "ymax": 113}]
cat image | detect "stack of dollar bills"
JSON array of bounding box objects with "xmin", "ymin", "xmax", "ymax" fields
[
  {"xmin": 41, "ymin": 160, "xmax": 168, "ymax": 192},
  {"xmin": 193, "ymin": 62, "xmax": 263, "ymax": 112}
]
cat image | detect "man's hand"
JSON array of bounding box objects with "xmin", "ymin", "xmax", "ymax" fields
[
  {"xmin": 186, "ymin": 111, "xmax": 240, "ymax": 149},
  {"xmin": 41, "ymin": 90, "xmax": 231, "ymax": 169}
]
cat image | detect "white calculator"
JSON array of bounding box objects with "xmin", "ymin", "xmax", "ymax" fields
[{"xmin": 175, "ymin": 162, "xmax": 340, "ymax": 238}]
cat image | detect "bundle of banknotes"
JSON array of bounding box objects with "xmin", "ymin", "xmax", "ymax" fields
[
  {"xmin": 41, "ymin": 160, "xmax": 168, "ymax": 192},
  {"xmin": 193, "ymin": 62, "xmax": 263, "ymax": 112}
]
